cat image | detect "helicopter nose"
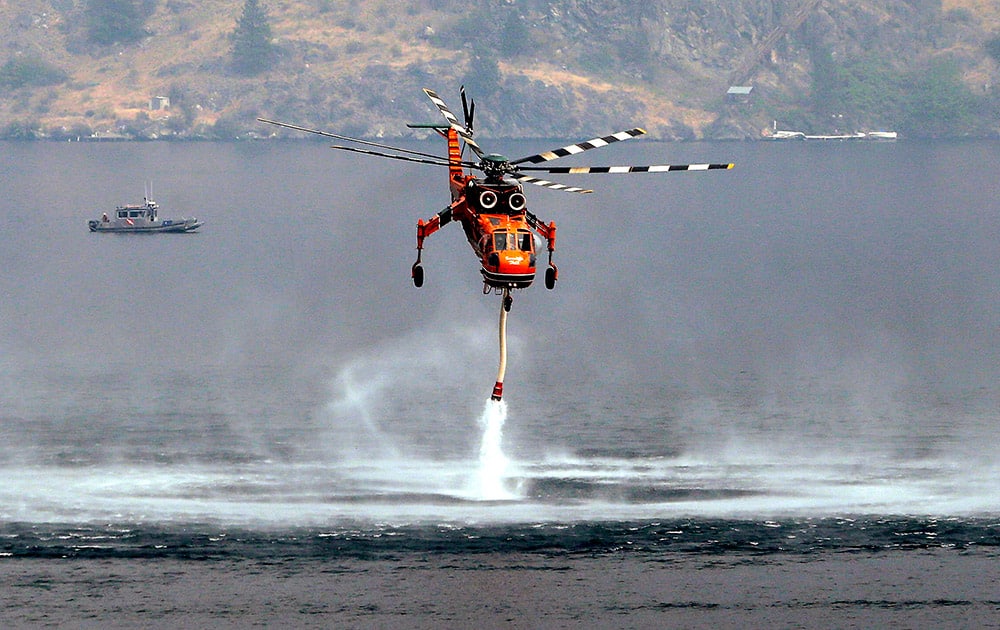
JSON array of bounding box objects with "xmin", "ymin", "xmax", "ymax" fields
[{"xmin": 499, "ymin": 252, "xmax": 531, "ymax": 271}]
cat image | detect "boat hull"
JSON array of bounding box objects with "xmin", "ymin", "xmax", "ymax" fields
[{"xmin": 88, "ymin": 219, "xmax": 202, "ymax": 233}]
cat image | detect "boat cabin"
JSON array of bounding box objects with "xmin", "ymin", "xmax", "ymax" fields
[{"xmin": 116, "ymin": 200, "xmax": 158, "ymax": 222}]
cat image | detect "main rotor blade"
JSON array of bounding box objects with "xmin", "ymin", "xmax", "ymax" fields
[
  {"xmin": 422, "ymin": 88, "xmax": 484, "ymax": 158},
  {"xmin": 327, "ymin": 144, "xmax": 475, "ymax": 169},
  {"xmin": 511, "ymin": 128, "xmax": 647, "ymax": 165},
  {"xmin": 508, "ymin": 174, "xmax": 593, "ymax": 194},
  {"xmin": 518, "ymin": 162, "xmax": 735, "ymax": 174},
  {"xmin": 258, "ymin": 117, "xmax": 448, "ymax": 163}
]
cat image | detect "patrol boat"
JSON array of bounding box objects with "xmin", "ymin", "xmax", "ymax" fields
[{"xmin": 89, "ymin": 196, "xmax": 202, "ymax": 233}]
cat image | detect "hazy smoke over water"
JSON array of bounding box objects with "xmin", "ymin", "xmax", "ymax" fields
[{"xmin": 1, "ymin": 138, "xmax": 1000, "ymax": 522}]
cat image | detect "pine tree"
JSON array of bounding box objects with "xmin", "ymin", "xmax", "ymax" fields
[
  {"xmin": 85, "ymin": 0, "xmax": 148, "ymax": 45},
  {"xmin": 231, "ymin": 0, "xmax": 274, "ymax": 76}
]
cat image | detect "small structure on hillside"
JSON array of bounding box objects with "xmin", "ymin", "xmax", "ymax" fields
[
  {"xmin": 726, "ymin": 86, "xmax": 754, "ymax": 104},
  {"xmin": 149, "ymin": 96, "xmax": 171, "ymax": 111}
]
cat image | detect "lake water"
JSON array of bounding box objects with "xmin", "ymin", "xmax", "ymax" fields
[{"xmin": 1, "ymin": 137, "xmax": 999, "ymax": 626}]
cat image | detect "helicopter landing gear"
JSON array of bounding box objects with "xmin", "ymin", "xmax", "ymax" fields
[
  {"xmin": 412, "ymin": 244, "xmax": 425, "ymax": 288},
  {"xmin": 544, "ymin": 264, "xmax": 557, "ymax": 290}
]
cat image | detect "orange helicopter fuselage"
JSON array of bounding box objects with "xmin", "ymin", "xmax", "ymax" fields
[
  {"xmin": 416, "ymin": 128, "xmax": 556, "ymax": 292},
  {"xmin": 453, "ymin": 177, "xmax": 538, "ymax": 289}
]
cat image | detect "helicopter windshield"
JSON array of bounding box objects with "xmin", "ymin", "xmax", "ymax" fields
[{"xmin": 494, "ymin": 231, "xmax": 534, "ymax": 252}]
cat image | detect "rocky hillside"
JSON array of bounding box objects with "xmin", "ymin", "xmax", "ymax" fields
[{"xmin": 3, "ymin": 0, "xmax": 1000, "ymax": 140}]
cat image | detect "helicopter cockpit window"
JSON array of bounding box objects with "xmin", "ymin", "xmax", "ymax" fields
[
  {"xmin": 494, "ymin": 232, "xmax": 509, "ymax": 251},
  {"xmin": 492, "ymin": 231, "xmax": 533, "ymax": 252},
  {"xmin": 518, "ymin": 232, "xmax": 533, "ymax": 252}
]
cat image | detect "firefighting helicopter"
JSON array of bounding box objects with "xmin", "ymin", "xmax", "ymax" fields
[{"xmin": 259, "ymin": 88, "xmax": 732, "ymax": 312}]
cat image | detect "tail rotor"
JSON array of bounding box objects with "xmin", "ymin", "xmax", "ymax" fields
[{"xmin": 461, "ymin": 85, "xmax": 475, "ymax": 137}]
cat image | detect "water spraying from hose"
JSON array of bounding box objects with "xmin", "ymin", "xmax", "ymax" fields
[
  {"xmin": 475, "ymin": 288, "xmax": 515, "ymax": 499},
  {"xmin": 475, "ymin": 398, "xmax": 512, "ymax": 499}
]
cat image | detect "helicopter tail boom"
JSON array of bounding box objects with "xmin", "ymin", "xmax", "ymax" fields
[{"xmin": 446, "ymin": 127, "xmax": 465, "ymax": 198}]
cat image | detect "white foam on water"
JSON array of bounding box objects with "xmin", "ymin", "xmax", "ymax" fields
[{"xmin": 3, "ymin": 452, "xmax": 1000, "ymax": 525}]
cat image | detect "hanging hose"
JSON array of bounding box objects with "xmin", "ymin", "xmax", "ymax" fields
[{"xmin": 490, "ymin": 288, "xmax": 509, "ymax": 401}]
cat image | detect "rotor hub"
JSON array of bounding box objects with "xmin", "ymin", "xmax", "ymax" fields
[{"xmin": 480, "ymin": 154, "xmax": 512, "ymax": 181}]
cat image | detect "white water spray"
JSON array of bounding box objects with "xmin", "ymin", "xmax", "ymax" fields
[{"xmin": 475, "ymin": 399, "xmax": 513, "ymax": 499}]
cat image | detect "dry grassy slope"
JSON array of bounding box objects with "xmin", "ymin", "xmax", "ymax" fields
[
  {"xmin": 9, "ymin": 0, "xmax": 490, "ymax": 132},
  {"xmin": 942, "ymin": 0, "xmax": 1000, "ymax": 89},
  {"xmin": 947, "ymin": 0, "xmax": 1000, "ymax": 24},
  {"xmin": 3, "ymin": 0, "xmax": 234, "ymax": 127},
  {"xmin": 512, "ymin": 65, "xmax": 717, "ymax": 133},
  {"xmin": 3, "ymin": 0, "xmax": 1000, "ymax": 137},
  {"xmin": 0, "ymin": 1, "xmax": 674, "ymax": 133}
]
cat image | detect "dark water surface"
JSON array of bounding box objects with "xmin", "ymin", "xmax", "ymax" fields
[{"xmin": 2, "ymin": 138, "xmax": 1000, "ymax": 626}]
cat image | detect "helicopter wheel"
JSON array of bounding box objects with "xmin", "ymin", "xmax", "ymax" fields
[
  {"xmin": 545, "ymin": 266, "xmax": 556, "ymax": 290},
  {"xmin": 412, "ymin": 264, "xmax": 424, "ymax": 288}
]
